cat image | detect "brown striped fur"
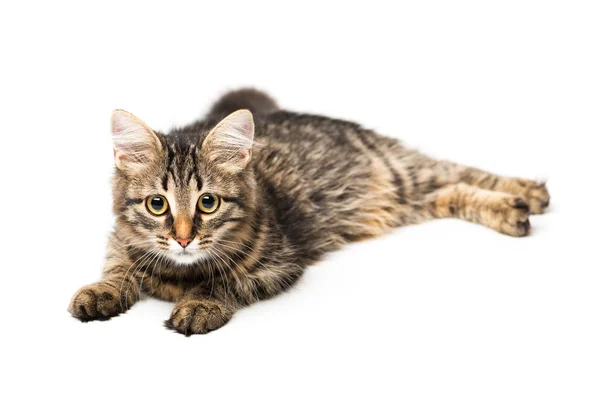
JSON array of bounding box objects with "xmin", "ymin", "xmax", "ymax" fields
[{"xmin": 68, "ymin": 88, "xmax": 550, "ymax": 335}]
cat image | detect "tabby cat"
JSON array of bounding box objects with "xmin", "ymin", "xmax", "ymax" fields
[{"xmin": 68, "ymin": 89, "xmax": 550, "ymax": 335}]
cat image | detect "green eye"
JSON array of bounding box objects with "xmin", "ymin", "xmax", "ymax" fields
[
  {"xmin": 146, "ymin": 195, "xmax": 169, "ymax": 215},
  {"xmin": 198, "ymin": 193, "xmax": 220, "ymax": 214}
]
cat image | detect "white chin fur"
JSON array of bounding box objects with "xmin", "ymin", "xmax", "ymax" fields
[
  {"xmin": 168, "ymin": 251, "xmax": 208, "ymax": 265},
  {"xmin": 166, "ymin": 239, "xmax": 210, "ymax": 265}
]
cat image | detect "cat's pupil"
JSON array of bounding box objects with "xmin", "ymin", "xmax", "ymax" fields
[
  {"xmin": 202, "ymin": 195, "xmax": 215, "ymax": 209},
  {"xmin": 151, "ymin": 197, "xmax": 164, "ymax": 211}
]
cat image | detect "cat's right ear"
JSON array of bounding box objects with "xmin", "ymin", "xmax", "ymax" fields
[{"xmin": 111, "ymin": 110, "xmax": 162, "ymax": 172}]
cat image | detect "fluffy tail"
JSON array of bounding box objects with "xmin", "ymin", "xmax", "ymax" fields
[{"xmin": 207, "ymin": 88, "xmax": 279, "ymax": 120}]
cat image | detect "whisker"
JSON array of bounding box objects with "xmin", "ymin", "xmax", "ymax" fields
[
  {"xmin": 214, "ymin": 239, "xmax": 284, "ymax": 277},
  {"xmin": 119, "ymin": 248, "xmax": 155, "ymax": 310},
  {"xmin": 210, "ymin": 245, "xmax": 250, "ymax": 298},
  {"xmin": 139, "ymin": 249, "xmax": 162, "ymax": 298},
  {"xmin": 207, "ymin": 248, "xmax": 232, "ymax": 295}
]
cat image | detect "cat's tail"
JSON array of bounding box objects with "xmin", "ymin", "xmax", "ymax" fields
[{"xmin": 207, "ymin": 88, "xmax": 279, "ymax": 120}]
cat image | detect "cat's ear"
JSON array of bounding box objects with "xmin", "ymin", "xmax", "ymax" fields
[
  {"xmin": 202, "ymin": 109, "xmax": 255, "ymax": 172},
  {"xmin": 111, "ymin": 110, "xmax": 162, "ymax": 172}
]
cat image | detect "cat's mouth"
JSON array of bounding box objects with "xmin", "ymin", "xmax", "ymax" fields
[
  {"xmin": 166, "ymin": 238, "xmax": 212, "ymax": 265},
  {"xmin": 168, "ymin": 250, "xmax": 207, "ymax": 265}
]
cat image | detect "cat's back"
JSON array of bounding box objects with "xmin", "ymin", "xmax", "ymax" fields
[
  {"xmin": 253, "ymin": 110, "xmax": 405, "ymax": 180},
  {"xmin": 256, "ymin": 110, "xmax": 371, "ymax": 148},
  {"xmin": 251, "ymin": 110, "xmax": 410, "ymax": 260}
]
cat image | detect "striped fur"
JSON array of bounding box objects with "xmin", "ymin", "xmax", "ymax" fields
[{"xmin": 68, "ymin": 88, "xmax": 550, "ymax": 335}]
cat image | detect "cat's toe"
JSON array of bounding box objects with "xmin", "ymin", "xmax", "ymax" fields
[
  {"xmin": 516, "ymin": 180, "xmax": 550, "ymax": 214},
  {"xmin": 494, "ymin": 196, "xmax": 532, "ymax": 237},
  {"xmin": 165, "ymin": 300, "xmax": 232, "ymax": 336},
  {"xmin": 510, "ymin": 197, "xmax": 530, "ymax": 210},
  {"xmin": 68, "ymin": 284, "xmax": 124, "ymax": 322}
]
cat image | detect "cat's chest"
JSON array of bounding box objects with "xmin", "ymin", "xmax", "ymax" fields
[{"xmin": 141, "ymin": 276, "xmax": 186, "ymax": 302}]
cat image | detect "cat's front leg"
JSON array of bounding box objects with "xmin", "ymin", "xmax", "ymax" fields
[
  {"xmin": 68, "ymin": 253, "xmax": 140, "ymax": 322},
  {"xmin": 164, "ymin": 297, "xmax": 235, "ymax": 336},
  {"xmin": 163, "ymin": 264, "xmax": 302, "ymax": 335}
]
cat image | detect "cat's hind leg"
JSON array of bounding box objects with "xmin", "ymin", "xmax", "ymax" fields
[
  {"xmin": 447, "ymin": 162, "xmax": 550, "ymax": 214},
  {"xmin": 389, "ymin": 152, "xmax": 549, "ymax": 215},
  {"xmin": 423, "ymin": 183, "xmax": 532, "ymax": 237}
]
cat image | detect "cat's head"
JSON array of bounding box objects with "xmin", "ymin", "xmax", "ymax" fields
[{"xmin": 111, "ymin": 109, "xmax": 257, "ymax": 266}]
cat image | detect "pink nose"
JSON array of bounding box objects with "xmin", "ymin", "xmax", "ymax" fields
[{"xmin": 176, "ymin": 237, "xmax": 192, "ymax": 248}]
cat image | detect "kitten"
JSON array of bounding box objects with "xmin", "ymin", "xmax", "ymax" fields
[{"xmin": 68, "ymin": 89, "xmax": 550, "ymax": 335}]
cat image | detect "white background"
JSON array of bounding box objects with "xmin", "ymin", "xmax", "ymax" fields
[{"xmin": 1, "ymin": 1, "xmax": 599, "ymax": 405}]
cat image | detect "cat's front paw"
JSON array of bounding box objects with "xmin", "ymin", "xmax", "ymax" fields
[
  {"xmin": 515, "ymin": 179, "xmax": 550, "ymax": 214},
  {"xmin": 68, "ymin": 283, "xmax": 125, "ymax": 322},
  {"xmin": 164, "ymin": 299, "xmax": 233, "ymax": 336}
]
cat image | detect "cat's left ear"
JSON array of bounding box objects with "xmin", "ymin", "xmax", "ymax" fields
[
  {"xmin": 202, "ymin": 109, "xmax": 255, "ymax": 172},
  {"xmin": 111, "ymin": 110, "xmax": 162, "ymax": 172}
]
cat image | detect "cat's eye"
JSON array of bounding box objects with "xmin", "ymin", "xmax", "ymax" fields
[
  {"xmin": 146, "ymin": 195, "xmax": 169, "ymax": 216},
  {"xmin": 198, "ymin": 193, "xmax": 220, "ymax": 214}
]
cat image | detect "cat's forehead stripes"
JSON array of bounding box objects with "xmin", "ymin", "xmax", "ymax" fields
[
  {"xmin": 156, "ymin": 141, "xmax": 209, "ymax": 219},
  {"xmin": 162, "ymin": 142, "xmax": 203, "ymax": 192}
]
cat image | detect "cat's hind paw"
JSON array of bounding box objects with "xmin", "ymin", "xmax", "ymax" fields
[
  {"xmin": 485, "ymin": 196, "xmax": 532, "ymax": 237},
  {"xmin": 515, "ymin": 179, "xmax": 550, "ymax": 214}
]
